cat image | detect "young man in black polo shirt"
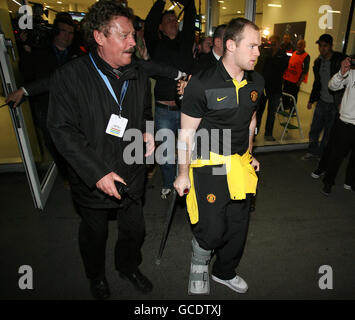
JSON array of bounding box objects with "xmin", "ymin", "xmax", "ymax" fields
[{"xmin": 174, "ymin": 18, "xmax": 264, "ymax": 295}]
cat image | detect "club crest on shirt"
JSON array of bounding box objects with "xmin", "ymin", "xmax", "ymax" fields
[
  {"xmin": 206, "ymin": 194, "xmax": 216, "ymax": 203},
  {"xmin": 250, "ymin": 90, "xmax": 258, "ymax": 102}
]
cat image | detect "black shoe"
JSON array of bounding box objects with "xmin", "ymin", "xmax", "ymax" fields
[
  {"xmin": 322, "ymin": 184, "xmax": 332, "ymax": 196},
  {"xmin": 90, "ymin": 277, "xmax": 110, "ymax": 300},
  {"xmin": 119, "ymin": 269, "xmax": 153, "ymax": 294}
]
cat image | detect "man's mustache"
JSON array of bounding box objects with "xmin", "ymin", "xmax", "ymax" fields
[{"xmin": 124, "ymin": 47, "xmax": 135, "ymax": 53}]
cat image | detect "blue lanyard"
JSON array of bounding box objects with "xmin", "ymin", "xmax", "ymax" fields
[{"xmin": 89, "ymin": 53, "xmax": 129, "ymax": 115}]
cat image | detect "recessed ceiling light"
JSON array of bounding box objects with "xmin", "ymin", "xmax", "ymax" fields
[
  {"xmin": 57, "ymin": 1, "xmax": 62, "ymax": 4},
  {"xmin": 218, "ymin": 1, "xmax": 224, "ymax": 3},
  {"xmin": 222, "ymin": 7, "xmax": 227, "ymax": 10},
  {"xmin": 267, "ymin": 4, "xmax": 282, "ymax": 8},
  {"xmin": 237, "ymin": 11, "xmax": 241, "ymax": 13}
]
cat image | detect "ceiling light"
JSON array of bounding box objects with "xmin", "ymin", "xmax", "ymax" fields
[
  {"xmin": 222, "ymin": 7, "xmax": 227, "ymax": 10},
  {"xmin": 12, "ymin": 0, "xmax": 21, "ymax": 6},
  {"xmin": 268, "ymin": 4, "xmax": 282, "ymax": 7},
  {"xmin": 237, "ymin": 10, "xmax": 241, "ymax": 13},
  {"xmin": 327, "ymin": 10, "xmax": 340, "ymax": 13},
  {"xmin": 57, "ymin": 1, "xmax": 62, "ymax": 4},
  {"xmin": 168, "ymin": 4, "xmax": 176, "ymax": 10},
  {"xmin": 218, "ymin": 1, "xmax": 224, "ymax": 3}
]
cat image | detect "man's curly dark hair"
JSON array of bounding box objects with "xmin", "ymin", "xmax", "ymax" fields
[{"xmin": 82, "ymin": 0, "xmax": 134, "ymax": 49}]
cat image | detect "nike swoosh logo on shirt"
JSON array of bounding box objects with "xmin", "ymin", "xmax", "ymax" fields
[{"xmin": 217, "ymin": 96, "xmax": 227, "ymax": 102}]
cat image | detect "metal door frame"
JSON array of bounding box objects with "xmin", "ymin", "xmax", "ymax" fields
[{"xmin": 0, "ymin": 28, "xmax": 57, "ymax": 210}]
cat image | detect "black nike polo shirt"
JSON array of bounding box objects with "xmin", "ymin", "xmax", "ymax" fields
[{"xmin": 182, "ymin": 59, "xmax": 264, "ymax": 156}]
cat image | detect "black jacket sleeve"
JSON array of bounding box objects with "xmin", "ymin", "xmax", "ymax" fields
[
  {"xmin": 136, "ymin": 58, "xmax": 179, "ymax": 79},
  {"xmin": 47, "ymin": 68, "xmax": 111, "ymax": 188},
  {"xmin": 143, "ymin": 76, "xmax": 153, "ymax": 122},
  {"xmin": 309, "ymin": 58, "xmax": 321, "ymax": 103},
  {"xmin": 302, "ymin": 54, "xmax": 310, "ymax": 74},
  {"xmin": 179, "ymin": 0, "xmax": 196, "ymax": 71},
  {"xmin": 24, "ymin": 76, "xmax": 50, "ymax": 96},
  {"xmin": 144, "ymin": 0, "xmax": 165, "ymax": 58},
  {"xmin": 181, "ymin": 0, "xmax": 196, "ymax": 50}
]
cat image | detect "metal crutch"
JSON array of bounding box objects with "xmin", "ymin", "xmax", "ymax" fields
[
  {"xmin": 155, "ymin": 188, "xmax": 178, "ymax": 265},
  {"xmin": 155, "ymin": 166, "xmax": 189, "ymax": 265}
]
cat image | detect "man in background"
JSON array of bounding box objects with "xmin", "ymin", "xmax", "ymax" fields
[
  {"xmin": 282, "ymin": 39, "xmax": 310, "ymax": 110},
  {"xmin": 144, "ymin": 0, "xmax": 196, "ymax": 199},
  {"xmin": 302, "ymin": 34, "xmax": 345, "ymax": 160}
]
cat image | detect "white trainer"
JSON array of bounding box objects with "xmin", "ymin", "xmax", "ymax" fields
[
  {"xmin": 211, "ymin": 274, "xmax": 248, "ymax": 293},
  {"xmin": 188, "ymin": 264, "xmax": 210, "ymax": 295},
  {"xmin": 344, "ymin": 184, "xmax": 352, "ymax": 190}
]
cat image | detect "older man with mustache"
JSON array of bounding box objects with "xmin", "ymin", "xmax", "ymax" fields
[{"xmin": 47, "ymin": 1, "xmax": 155, "ymax": 299}]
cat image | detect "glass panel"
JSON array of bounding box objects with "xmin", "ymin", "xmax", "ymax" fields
[
  {"xmin": 212, "ymin": 0, "xmax": 246, "ymax": 29},
  {"xmin": 254, "ymin": 0, "xmax": 352, "ymax": 148},
  {"xmin": 2, "ymin": 1, "xmax": 55, "ymax": 184},
  {"xmin": 345, "ymin": 9, "xmax": 355, "ymax": 56},
  {"xmin": 1, "ymin": 2, "xmax": 56, "ymax": 210}
]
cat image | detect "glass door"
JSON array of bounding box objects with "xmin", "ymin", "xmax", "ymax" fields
[{"xmin": 0, "ymin": 24, "xmax": 57, "ymax": 210}]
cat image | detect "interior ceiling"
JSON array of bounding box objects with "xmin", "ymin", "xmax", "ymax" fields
[
  {"xmin": 10, "ymin": 0, "xmax": 207, "ymax": 15},
  {"xmin": 7, "ymin": 0, "xmax": 264, "ymax": 18},
  {"xmin": 218, "ymin": 0, "xmax": 245, "ymax": 15}
]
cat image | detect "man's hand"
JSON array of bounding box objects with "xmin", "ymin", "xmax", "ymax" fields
[
  {"xmin": 96, "ymin": 172, "xmax": 126, "ymax": 200},
  {"xmin": 143, "ymin": 132, "xmax": 155, "ymax": 157},
  {"xmin": 307, "ymin": 102, "xmax": 313, "ymax": 110},
  {"xmin": 340, "ymin": 57, "xmax": 351, "ymax": 75},
  {"xmin": 177, "ymin": 75, "xmax": 191, "ymax": 96},
  {"xmin": 251, "ymin": 157, "xmax": 260, "ymax": 172},
  {"xmin": 173, "ymin": 174, "xmax": 191, "ymax": 197},
  {"xmin": 6, "ymin": 88, "xmax": 25, "ymax": 107}
]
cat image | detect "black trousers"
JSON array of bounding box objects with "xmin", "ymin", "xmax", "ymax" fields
[
  {"xmin": 191, "ymin": 166, "xmax": 251, "ymax": 280},
  {"xmin": 256, "ymin": 90, "xmax": 281, "ymax": 136},
  {"xmin": 316, "ymin": 113, "xmax": 340, "ymax": 172},
  {"xmin": 323, "ymin": 119, "xmax": 355, "ymax": 188},
  {"xmin": 74, "ymin": 201, "xmax": 146, "ymax": 281},
  {"xmin": 282, "ymin": 80, "xmax": 300, "ymax": 110}
]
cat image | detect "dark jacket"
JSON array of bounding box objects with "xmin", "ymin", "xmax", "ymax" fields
[
  {"xmin": 256, "ymin": 47, "xmax": 289, "ymax": 93},
  {"xmin": 48, "ymin": 52, "xmax": 152, "ymax": 208},
  {"xmin": 144, "ymin": 0, "xmax": 196, "ymax": 101},
  {"xmin": 191, "ymin": 50, "xmax": 218, "ymax": 75},
  {"xmin": 134, "ymin": 57, "xmax": 179, "ymax": 79},
  {"xmin": 309, "ymin": 51, "xmax": 346, "ymax": 106},
  {"xmin": 21, "ymin": 44, "xmax": 83, "ymax": 108}
]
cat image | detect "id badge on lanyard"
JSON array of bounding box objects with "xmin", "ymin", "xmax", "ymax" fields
[
  {"xmin": 106, "ymin": 114, "xmax": 128, "ymax": 138},
  {"xmin": 89, "ymin": 53, "xmax": 129, "ymax": 138}
]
